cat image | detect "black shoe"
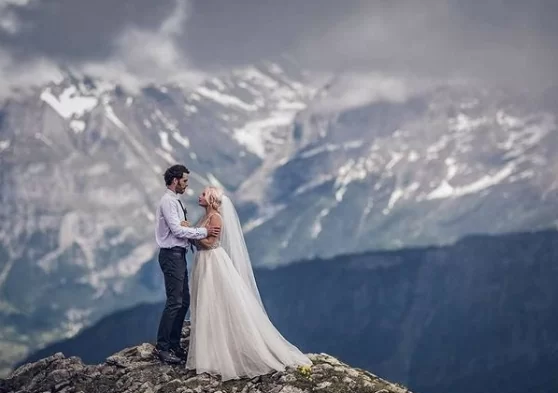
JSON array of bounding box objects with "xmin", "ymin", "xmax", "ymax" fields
[
  {"xmin": 171, "ymin": 347, "xmax": 188, "ymax": 360},
  {"xmin": 157, "ymin": 349, "xmax": 182, "ymax": 364}
]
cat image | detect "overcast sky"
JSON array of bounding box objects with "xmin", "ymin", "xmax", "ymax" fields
[{"xmin": 0, "ymin": 0, "xmax": 556, "ymax": 99}]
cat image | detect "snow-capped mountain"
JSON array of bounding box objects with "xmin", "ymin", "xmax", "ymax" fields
[
  {"xmin": 242, "ymin": 83, "xmax": 558, "ymax": 265},
  {"xmin": 0, "ymin": 59, "xmax": 320, "ymax": 375},
  {"xmin": 1, "ymin": 58, "xmax": 557, "ymax": 374}
]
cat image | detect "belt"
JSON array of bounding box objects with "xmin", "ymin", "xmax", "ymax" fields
[{"xmin": 161, "ymin": 246, "xmax": 186, "ymax": 252}]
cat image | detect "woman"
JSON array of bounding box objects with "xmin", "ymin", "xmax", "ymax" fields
[{"xmin": 181, "ymin": 186, "xmax": 311, "ymax": 381}]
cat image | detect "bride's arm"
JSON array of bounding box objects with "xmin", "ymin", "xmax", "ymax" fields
[{"xmin": 197, "ymin": 214, "xmax": 222, "ymax": 249}]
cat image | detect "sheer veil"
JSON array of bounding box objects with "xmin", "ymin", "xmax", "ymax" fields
[{"xmin": 219, "ymin": 195, "xmax": 266, "ymax": 313}]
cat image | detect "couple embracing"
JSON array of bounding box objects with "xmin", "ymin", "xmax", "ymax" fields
[{"xmin": 154, "ymin": 164, "xmax": 311, "ymax": 381}]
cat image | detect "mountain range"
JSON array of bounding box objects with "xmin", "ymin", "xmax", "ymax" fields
[
  {"xmin": 19, "ymin": 229, "xmax": 558, "ymax": 393},
  {"xmin": 1, "ymin": 58, "xmax": 557, "ymax": 375}
]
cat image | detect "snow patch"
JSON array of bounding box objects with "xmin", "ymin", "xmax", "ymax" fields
[
  {"xmin": 35, "ymin": 132, "xmax": 54, "ymax": 147},
  {"xmin": 449, "ymin": 113, "xmax": 489, "ymax": 132},
  {"xmin": 172, "ymin": 131, "xmax": 190, "ymax": 148},
  {"xmin": 70, "ymin": 120, "xmax": 86, "ymax": 133},
  {"xmin": 40, "ymin": 86, "xmax": 98, "ymax": 119},
  {"xmin": 334, "ymin": 159, "xmax": 368, "ymax": 202},
  {"xmin": 383, "ymin": 182, "xmax": 419, "ymax": 214},
  {"xmin": 86, "ymin": 242, "xmax": 156, "ymax": 290},
  {"xmin": 158, "ymin": 131, "xmax": 173, "ymax": 151},
  {"xmin": 86, "ymin": 163, "xmax": 110, "ymax": 176},
  {"xmin": 105, "ymin": 106, "xmax": 126, "ymax": 130},
  {"xmin": 155, "ymin": 148, "xmax": 177, "ymax": 165},
  {"xmin": 299, "ymin": 139, "xmax": 363, "ymax": 160},
  {"xmin": 427, "ymin": 164, "xmax": 515, "ymax": 200},
  {"xmin": 386, "ymin": 152, "xmax": 403, "ymax": 170},
  {"xmin": 311, "ymin": 207, "xmax": 331, "ymax": 238},
  {"xmin": 207, "ymin": 173, "xmax": 224, "ymax": 188},
  {"xmin": 243, "ymin": 204, "xmax": 287, "ymax": 233},
  {"xmin": 445, "ymin": 157, "xmax": 458, "ymax": 179},
  {"xmin": 210, "ymin": 78, "xmax": 227, "ymax": 91},
  {"xmin": 300, "ymin": 144, "xmax": 339, "ymax": 159},
  {"xmin": 239, "ymin": 67, "xmax": 279, "ymax": 89},
  {"xmin": 496, "ymin": 110, "xmax": 524, "ymax": 128},
  {"xmin": 499, "ymin": 115, "xmax": 554, "ymax": 158},
  {"xmin": 196, "ymin": 86, "xmax": 258, "ymax": 111},
  {"xmin": 294, "ymin": 175, "xmax": 335, "ymax": 195},
  {"xmin": 233, "ymin": 112, "xmax": 294, "ymax": 157}
]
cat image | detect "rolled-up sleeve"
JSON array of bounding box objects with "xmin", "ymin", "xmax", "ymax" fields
[{"xmin": 160, "ymin": 198, "xmax": 208, "ymax": 239}]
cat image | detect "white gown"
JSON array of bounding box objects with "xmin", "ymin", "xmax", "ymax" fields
[{"xmin": 186, "ymin": 214, "xmax": 312, "ymax": 381}]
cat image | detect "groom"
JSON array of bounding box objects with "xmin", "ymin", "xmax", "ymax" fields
[{"xmin": 155, "ymin": 164, "xmax": 221, "ymax": 364}]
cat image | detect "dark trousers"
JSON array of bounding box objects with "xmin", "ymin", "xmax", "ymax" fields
[{"xmin": 156, "ymin": 247, "xmax": 190, "ymax": 352}]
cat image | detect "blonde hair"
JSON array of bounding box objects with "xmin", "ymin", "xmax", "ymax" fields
[{"xmin": 204, "ymin": 186, "xmax": 223, "ymax": 211}]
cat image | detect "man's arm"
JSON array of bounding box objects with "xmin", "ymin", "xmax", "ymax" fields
[
  {"xmin": 197, "ymin": 214, "xmax": 222, "ymax": 249},
  {"xmin": 160, "ymin": 198, "xmax": 208, "ymax": 240}
]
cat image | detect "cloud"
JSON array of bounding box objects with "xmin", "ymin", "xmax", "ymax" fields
[
  {"xmin": 0, "ymin": 0, "xmax": 556, "ymax": 101},
  {"xmin": 0, "ymin": 48, "xmax": 62, "ymax": 99},
  {"xmin": 293, "ymin": 0, "xmax": 558, "ymax": 91},
  {"xmin": 81, "ymin": 0, "xmax": 205, "ymax": 93},
  {"xmin": 0, "ymin": 0, "xmax": 203, "ymax": 98},
  {"xmin": 0, "ymin": 0, "xmax": 34, "ymax": 35},
  {"xmin": 311, "ymin": 73, "xmax": 438, "ymax": 113},
  {"xmin": 0, "ymin": 0, "xmax": 178, "ymax": 61},
  {"xmin": 179, "ymin": 0, "xmax": 361, "ymax": 72}
]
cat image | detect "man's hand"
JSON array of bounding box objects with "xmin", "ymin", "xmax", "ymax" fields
[
  {"xmin": 180, "ymin": 220, "xmax": 191, "ymax": 227},
  {"xmin": 207, "ymin": 225, "xmax": 221, "ymax": 237}
]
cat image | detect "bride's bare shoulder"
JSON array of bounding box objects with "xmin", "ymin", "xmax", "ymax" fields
[{"xmin": 209, "ymin": 212, "xmax": 223, "ymax": 226}]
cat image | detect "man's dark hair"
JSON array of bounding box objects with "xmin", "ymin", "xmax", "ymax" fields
[{"xmin": 164, "ymin": 164, "xmax": 190, "ymax": 186}]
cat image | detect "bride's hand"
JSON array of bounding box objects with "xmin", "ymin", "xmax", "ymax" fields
[{"xmin": 180, "ymin": 220, "xmax": 191, "ymax": 227}]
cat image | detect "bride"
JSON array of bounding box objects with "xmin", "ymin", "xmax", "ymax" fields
[{"xmin": 180, "ymin": 186, "xmax": 312, "ymax": 381}]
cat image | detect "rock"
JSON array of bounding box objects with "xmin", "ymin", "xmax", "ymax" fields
[
  {"xmin": 1, "ymin": 331, "xmax": 413, "ymax": 393},
  {"xmin": 316, "ymin": 381, "xmax": 332, "ymax": 390}
]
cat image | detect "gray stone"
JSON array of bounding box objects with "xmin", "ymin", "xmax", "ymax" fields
[{"xmin": 3, "ymin": 330, "xmax": 413, "ymax": 393}]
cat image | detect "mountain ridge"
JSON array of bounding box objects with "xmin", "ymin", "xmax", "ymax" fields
[{"xmin": 16, "ymin": 228, "xmax": 558, "ymax": 393}]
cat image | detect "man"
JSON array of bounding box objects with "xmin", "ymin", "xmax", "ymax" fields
[{"xmin": 155, "ymin": 164, "xmax": 221, "ymax": 364}]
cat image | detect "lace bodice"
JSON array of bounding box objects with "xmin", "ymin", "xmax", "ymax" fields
[{"xmin": 194, "ymin": 212, "xmax": 221, "ymax": 250}]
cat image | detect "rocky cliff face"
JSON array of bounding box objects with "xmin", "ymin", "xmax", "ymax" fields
[{"xmin": 1, "ymin": 325, "xmax": 412, "ymax": 393}]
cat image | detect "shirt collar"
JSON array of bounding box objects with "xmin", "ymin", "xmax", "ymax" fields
[{"xmin": 165, "ymin": 188, "xmax": 179, "ymax": 199}]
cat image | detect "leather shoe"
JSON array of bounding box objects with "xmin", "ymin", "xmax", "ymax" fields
[
  {"xmin": 157, "ymin": 350, "xmax": 182, "ymax": 364},
  {"xmin": 171, "ymin": 347, "xmax": 188, "ymax": 360}
]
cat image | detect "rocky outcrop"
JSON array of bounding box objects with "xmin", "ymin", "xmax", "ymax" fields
[{"xmin": 1, "ymin": 328, "xmax": 412, "ymax": 393}]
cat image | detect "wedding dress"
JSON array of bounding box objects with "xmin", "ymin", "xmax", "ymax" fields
[{"xmin": 186, "ymin": 195, "xmax": 312, "ymax": 380}]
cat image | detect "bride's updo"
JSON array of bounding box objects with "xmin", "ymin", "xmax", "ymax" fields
[{"xmin": 205, "ymin": 186, "xmax": 223, "ymax": 211}]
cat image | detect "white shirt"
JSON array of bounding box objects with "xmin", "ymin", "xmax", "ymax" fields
[{"xmin": 155, "ymin": 189, "xmax": 208, "ymax": 250}]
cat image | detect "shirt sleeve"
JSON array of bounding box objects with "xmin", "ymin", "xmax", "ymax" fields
[{"xmin": 160, "ymin": 197, "xmax": 208, "ymax": 240}]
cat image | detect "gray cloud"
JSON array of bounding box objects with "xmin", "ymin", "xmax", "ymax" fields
[
  {"xmin": 0, "ymin": 0, "xmax": 200, "ymax": 97},
  {"xmin": 292, "ymin": 0, "xmax": 558, "ymax": 90},
  {"xmin": 0, "ymin": 0, "xmax": 557, "ymax": 99},
  {"xmin": 0, "ymin": 0, "xmax": 177, "ymax": 62},
  {"xmin": 179, "ymin": 0, "xmax": 362, "ymax": 71}
]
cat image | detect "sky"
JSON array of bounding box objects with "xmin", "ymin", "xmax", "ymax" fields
[{"xmin": 0, "ymin": 0, "xmax": 557, "ymax": 100}]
